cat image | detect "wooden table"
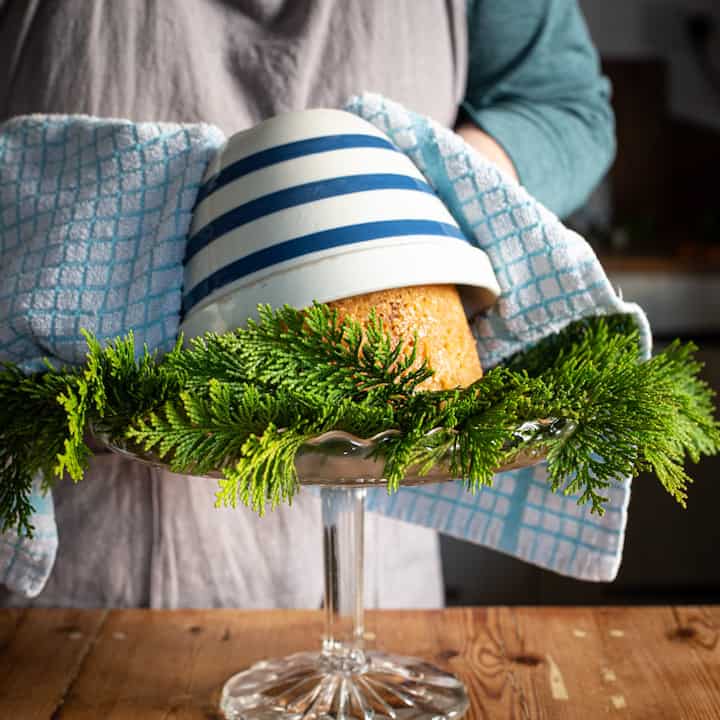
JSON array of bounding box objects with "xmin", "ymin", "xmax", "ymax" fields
[{"xmin": 1, "ymin": 606, "xmax": 718, "ymax": 719}]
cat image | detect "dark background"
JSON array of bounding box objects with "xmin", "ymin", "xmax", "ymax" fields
[{"xmin": 442, "ymin": 0, "xmax": 720, "ymax": 605}]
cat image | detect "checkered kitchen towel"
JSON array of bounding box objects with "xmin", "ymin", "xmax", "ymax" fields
[
  {"xmin": 1, "ymin": 98, "xmax": 651, "ymax": 597},
  {"xmin": 346, "ymin": 93, "xmax": 651, "ymax": 583},
  {"xmin": 0, "ymin": 115, "xmax": 224, "ymax": 596}
]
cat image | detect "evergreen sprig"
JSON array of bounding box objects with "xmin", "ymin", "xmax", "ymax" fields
[
  {"xmin": 167, "ymin": 304, "xmax": 433, "ymax": 403},
  {"xmin": 0, "ymin": 304, "xmax": 717, "ymax": 537}
]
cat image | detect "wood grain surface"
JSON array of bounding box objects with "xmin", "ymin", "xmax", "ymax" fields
[{"xmin": 0, "ymin": 607, "xmax": 717, "ymax": 719}]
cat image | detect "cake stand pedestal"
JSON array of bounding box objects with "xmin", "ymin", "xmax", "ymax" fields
[{"xmin": 220, "ymin": 485, "xmax": 468, "ymax": 720}]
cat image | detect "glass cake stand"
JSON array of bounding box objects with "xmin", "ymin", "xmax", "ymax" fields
[{"xmin": 98, "ymin": 420, "xmax": 564, "ymax": 720}]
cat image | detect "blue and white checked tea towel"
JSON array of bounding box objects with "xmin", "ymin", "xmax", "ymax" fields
[
  {"xmin": 348, "ymin": 93, "xmax": 651, "ymax": 584},
  {"xmin": 0, "ymin": 115, "xmax": 224, "ymax": 596},
  {"xmin": 0, "ymin": 96, "xmax": 651, "ymax": 597}
]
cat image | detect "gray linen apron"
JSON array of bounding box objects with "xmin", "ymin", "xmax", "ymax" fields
[{"xmin": 0, "ymin": 0, "xmax": 468, "ymax": 608}]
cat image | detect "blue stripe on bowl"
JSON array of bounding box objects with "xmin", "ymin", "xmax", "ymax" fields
[
  {"xmin": 197, "ymin": 134, "xmax": 399, "ymax": 205},
  {"xmin": 186, "ymin": 173, "xmax": 435, "ymax": 263},
  {"xmin": 182, "ymin": 218, "xmax": 467, "ymax": 314}
]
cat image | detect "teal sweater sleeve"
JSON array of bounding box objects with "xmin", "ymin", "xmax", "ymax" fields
[{"xmin": 462, "ymin": 0, "xmax": 615, "ymax": 217}]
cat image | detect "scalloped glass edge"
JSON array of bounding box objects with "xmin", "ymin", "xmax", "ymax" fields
[{"xmin": 93, "ymin": 417, "xmax": 575, "ymax": 488}]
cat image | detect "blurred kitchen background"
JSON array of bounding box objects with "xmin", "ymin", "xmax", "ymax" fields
[{"xmin": 442, "ymin": 0, "xmax": 720, "ymax": 605}]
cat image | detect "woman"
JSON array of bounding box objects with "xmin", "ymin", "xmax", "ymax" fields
[{"xmin": 0, "ymin": 0, "xmax": 614, "ymax": 608}]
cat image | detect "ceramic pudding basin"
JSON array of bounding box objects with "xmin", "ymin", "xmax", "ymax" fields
[{"xmin": 180, "ymin": 108, "xmax": 500, "ymax": 339}]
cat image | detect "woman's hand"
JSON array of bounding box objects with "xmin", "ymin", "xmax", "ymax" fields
[{"xmin": 455, "ymin": 122, "xmax": 519, "ymax": 183}]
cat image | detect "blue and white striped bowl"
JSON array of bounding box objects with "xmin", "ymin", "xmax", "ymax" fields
[{"xmin": 181, "ymin": 109, "xmax": 500, "ymax": 338}]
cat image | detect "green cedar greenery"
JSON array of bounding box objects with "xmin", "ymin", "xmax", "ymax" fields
[{"xmin": 0, "ymin": 304, "xmax": 718, "ymax": 538}]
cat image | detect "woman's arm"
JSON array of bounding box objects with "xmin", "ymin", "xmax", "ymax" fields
[{"xmin": 460, "ymin": 0, "xmax": 615, "ymax": 217}]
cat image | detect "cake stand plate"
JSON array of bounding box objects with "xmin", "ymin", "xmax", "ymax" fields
[{"xmin": 94, "ymin": 419, "xmax": 569, "ymax": 720}]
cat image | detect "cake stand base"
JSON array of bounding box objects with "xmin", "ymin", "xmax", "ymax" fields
[{"xmin": 220, "ymin": 650, "xmax": 469, "ymax": 720}]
